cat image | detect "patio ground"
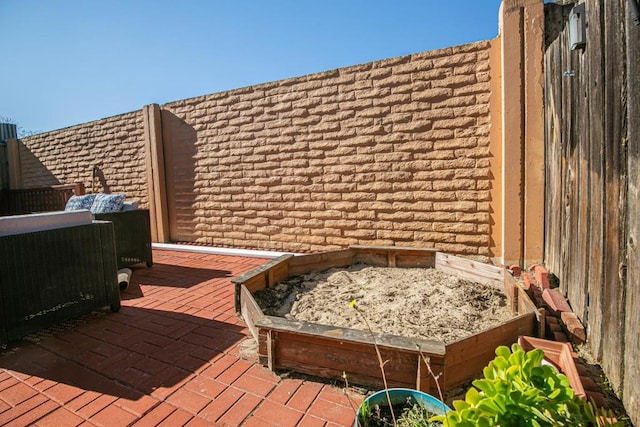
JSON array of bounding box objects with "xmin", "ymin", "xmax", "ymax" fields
[{"xmin": 0, "ymin": 248, "xmax": 365, "ymax": 426}]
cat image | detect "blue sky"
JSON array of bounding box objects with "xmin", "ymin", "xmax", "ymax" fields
[{"xmin": 1, "ymin": 1, "xmax": 503, "ymax": 134}]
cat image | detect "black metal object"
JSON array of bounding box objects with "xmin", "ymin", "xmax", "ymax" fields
[{"xmin": 631, "ymin": 0, "xmax": 640, "ymax": 26}]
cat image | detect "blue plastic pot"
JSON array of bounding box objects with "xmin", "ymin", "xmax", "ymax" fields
[{"xmin": 354, "ymin": 388, "xmax": 450, "ymax": 426}]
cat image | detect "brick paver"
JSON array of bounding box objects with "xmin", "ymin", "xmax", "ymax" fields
[{"xmin": 0, "ymin": 248, "xmax": 364, "ymax": 425}]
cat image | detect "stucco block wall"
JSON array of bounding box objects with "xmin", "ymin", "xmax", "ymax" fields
[
  {"xmin": 161, "ymin": 40, "xmax": 494, "ymax": 255},
  {"xmin": 18, "ymin": 111, "xmax": 149, "ymax": 207}
]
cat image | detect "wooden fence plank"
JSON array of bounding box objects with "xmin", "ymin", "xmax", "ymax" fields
[
  {"xmin": 623, "ymin": 1, "xmax": 640, "ymax": 422},
  {"xmin": 543, "ymin": 4, "xmax": 567, "ymax": 283},
  {"xmin": 543, "ymin": 2, "xmax": 634, "ymax": 420},
  {"xmin": 600, "ymin": 0, "xmax": 628, "ymax": 389},
  {"xmin": 584, "ymin": 0, "xmax": 605, "ymax": 360}
]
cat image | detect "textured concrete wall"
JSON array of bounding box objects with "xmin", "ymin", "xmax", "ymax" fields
[
  {"xmin": 161, "ymin": 40, "xmax": 495, "ymax": 255},
  {"xmin": 15, "ymin": 40, "xmax": 496, "ymax": 256},
  {"xmin": 18, "ymin": 111, "xmax": 148, "ymax": 207}
]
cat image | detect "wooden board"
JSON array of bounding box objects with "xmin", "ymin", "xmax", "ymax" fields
[
  {"xmin": 350, "ymin": 245, "xmax": 437, "ymax": 268},
  {"xmin": 443, "ymin": 313, "xmax": 536, "ymax": 389},
  {"xmin": 583, "ymin": 0, "xmax": 605, "ymax": 359},
  {"xmin": 435, "ymin": 252, "xmax": 503, "ymax": 287},
  {"xmin": 258, "ymin": 323, "xmax": 445, "ymax": 393},
  {"xmin": 623, "ymin": 3, "xmax": 640, "ymax": 423},
  {"xmin": 502, "ymin": 268, "xmax": 517, "ymax": 314},
  {"xmin": 287, "ymin": 249, "xmax": 354, "ymax": 276},
  {"xmin": 232, "ymin": 255, "xmax": 293, "ymax": 310},
  {"xmin": 543, "ymin": 3, "xmax": 566, "ymax": 287},
  {"xmin": 256, "ymin": 315, "xmax": 445, "ymax": 355},
  {"xmin": 599, "ymin": 0, "xmax": 628, "ymax": 391},
  {"xmin": 239, "ymin": 284, "xmax": 263, "ymax": 342},
  {"xmin": 232, "ymin": 255, "xmax": 293, "ymax": 288}
]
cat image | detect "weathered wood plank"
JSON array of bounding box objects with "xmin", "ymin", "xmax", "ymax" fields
[
  {"xmin": 232, "ymin": 254, "xmax": 294, "ymax": 291},
  {"xmin": 258, "ymin": 329, "xmax": 269, "ymax": 366},
  {"xmin": 543, "ymin": 2, "xmax": 635, "ymax": 422},
  {"xmin": 266, "ymin": 330, "xmax": 276, "ymax": 371},
  {"xmin": 287, "ymin": 249, "xmax": 354, "ymax": 276},
  {"xmin": 574, "ymin": 0, "xmax": 590, "ymax": 331},
  {"xmin": 269, "ymin": 329, "xmax": 445, "ymax": 393},
  {"xmin": 583, "ymin": 0, "xmax": 605, "ymax": 358},
  {"xmin": 435, "ymin": 252, "xmax": 503, "ymax": 287},
  {"xmin": 443, "ymin": 313, "xmax": 535, "ymax": 388},
  {"xmin": 350, "ymin": 245, "xmax": 437, "ymax": 268},
  {"xmin": 240, "ymin": 285, "xmax": 264, "ymax": 342},
  {"xmin": 503, "ymin": 268, "xmax": 517, "ymax": 314},
  {"xmin": 543, "ymin": 3, "xmax": 567, "ymax": 281},
  {"xmin": 256, "ymin": 315, "xmax": 445, "ymax": 355},
  {"xmin": 600, "ymin": 0, "xmax": 628, "ymax": 390},
  {"xmin": 273, "ymin": 334, "xmax": 418, "ymax": 383},
  {"xmin": 623, "ymin": 1, "xmax": 640, "ymax": 423}
]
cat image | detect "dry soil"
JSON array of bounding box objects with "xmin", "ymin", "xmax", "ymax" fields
[{"xmin": 253, "ymin": 263, "xmax": 512, "ymax": 343}]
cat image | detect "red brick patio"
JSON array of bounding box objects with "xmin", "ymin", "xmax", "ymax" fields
[{"xmin": 0, "ymin": 249, "xmax": 365, "ymax": 426}]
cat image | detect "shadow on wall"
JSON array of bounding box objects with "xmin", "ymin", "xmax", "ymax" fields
[
  {"xmin": 91, "ymin": 165, "xmax": 111, "ymax": 194},
  {"xmin": 17, "ymin": 141, "xmax": 61, "ymax": 188},
  {"xmin": 544, "ymin": 3, "xmax": 572, "ymax": 50},
  {"xmin": 160, "ymin": 110, "xmax": 198, "ymax": 242}
]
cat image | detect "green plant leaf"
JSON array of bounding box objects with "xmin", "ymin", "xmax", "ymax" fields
[
  {"xmin": 477, "ymin": 398, "xmax": 503, "ymax": 415},
  {"xmin": 465, "ymin": 387, "xmax": 481, "ymax": 405},
  {"xmin": 493, "ymin": 356, "xmax": 509, "ymax": 372},
  {"xmin": 509, "ymin": 389, "xmax": 522, "ymax": 403},
  {"xmin": 496, "ymin": 345, "xmax": 511, "ymax": 359},
  {"xmin": 527, "ymin": 348, "xmax": 545, "ymax": 367},
  {"xmin": 508, "ymin": 347, "xmax": 525, "ymax": 368},
  {"xmin": 472, "ymin": 379, "xmax": 495, "ymax": 395}
]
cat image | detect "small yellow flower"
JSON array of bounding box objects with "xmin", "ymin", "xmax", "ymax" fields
[{"xmin": 349, "ymin": 299, "xmax": 357, "ymax": 309}]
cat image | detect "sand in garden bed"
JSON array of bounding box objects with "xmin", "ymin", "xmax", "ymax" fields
[{"xmin": 253, "ymin": 263, "xmax": 513, "ymax": 344}]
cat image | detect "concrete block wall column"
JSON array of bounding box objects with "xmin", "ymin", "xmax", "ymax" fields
[
  {"xmin": 143, "ymin": 104, "xmax": 170, "ymax": 243},
  {"xmin": 499, "ymin": 0, "xmax": 545, "ymax": 266},
  {"xmin": 522, "ymin": 0, "xmax": 545, "ymax": 266},
  {"xmin": 6, "ymin": 138, "xmax": 22, "ymax": 190},
  {"xmin": 489, "ymin": 39, "xmax": 504, "ymax": 263}
]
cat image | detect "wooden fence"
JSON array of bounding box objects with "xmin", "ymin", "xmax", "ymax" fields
[{"xmin": 543, "ymin": 0, "xmax": 639, "ymax": 423}]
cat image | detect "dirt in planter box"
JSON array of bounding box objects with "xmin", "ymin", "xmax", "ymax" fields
[{"xmin": 253, "ymin": 263, "xmax": 513, "ymax": 344}]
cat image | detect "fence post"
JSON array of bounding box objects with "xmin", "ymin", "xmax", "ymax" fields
[
  {"xmin": 0, "ymin": 123, "xmax": 18, "ymax": 190},
  {"xmin": 6, "ymin": 139, "xmax": 22, "ymax": 190},
  {"xmin": 0, "ymin": 143, "xmax": 7, "ymax": 190},
  {"xmin": 522, "ymin": 1, "xmax": 545, "ymax": 267},
  {"xmin": 499, "ymin": 0, "xmax": 545, "ymax": 266},
  {"xmin": 143, "ymin": 104, "xmax": 170, "ymax": 243}
]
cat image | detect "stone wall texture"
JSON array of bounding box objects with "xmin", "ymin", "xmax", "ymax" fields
[
  {"xmin": 19, "ymin": 39, "xmax": 495, "ymax": 256},
  {"xmin": 19, "ymin": 111, "xmax": 148, "ymax": 207},
  {"xmin": 161, "ymin": 40, "xmax": 494, "ymax": 255}
]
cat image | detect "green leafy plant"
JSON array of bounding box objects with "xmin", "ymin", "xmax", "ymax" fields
[
  {"xmin": 397, "ymin": 400, "xmax": 443, "ymax": 427},
  {"xmin": 430, "ymin": 344, "xmax": 622, "ymax": 427}
]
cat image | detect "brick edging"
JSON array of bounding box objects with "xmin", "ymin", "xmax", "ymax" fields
[{"xmin": 504, "ymin": 263, "xmax": 610, "ymax": 409}]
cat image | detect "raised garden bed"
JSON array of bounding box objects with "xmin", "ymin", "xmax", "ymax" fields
[{"xmin": 232, "ymin": 246, "xmax": 541, "ymax": 394}]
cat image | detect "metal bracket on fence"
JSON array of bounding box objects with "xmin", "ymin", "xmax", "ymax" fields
[{"xmin": 630, "ymin": 0, "xmax": 640, "ymax": 26}]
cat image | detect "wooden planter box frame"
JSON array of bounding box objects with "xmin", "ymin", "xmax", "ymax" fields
[{"xmin": 232, "ymin": 246, "xmax": 541, "ymax": 393}]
